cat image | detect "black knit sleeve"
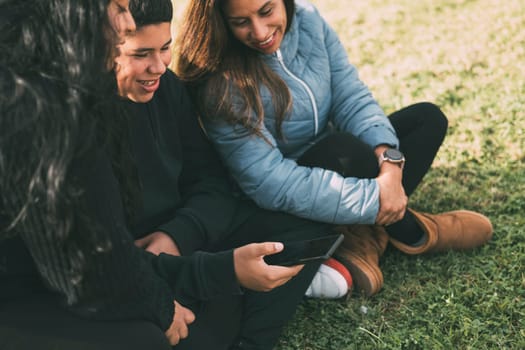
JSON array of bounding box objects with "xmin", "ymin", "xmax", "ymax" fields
[
  {"xmin": 17, "ymin": 148, "xmax": 176, "ymax": 330},
  {"xmin": 18, "ymin": 147, "xmax": 241, "ymax": 329}
]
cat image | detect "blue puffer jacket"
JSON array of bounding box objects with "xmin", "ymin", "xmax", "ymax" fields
[{"xmin": 203, "ymin": 0, "xmax": 399, "ymax": 225}]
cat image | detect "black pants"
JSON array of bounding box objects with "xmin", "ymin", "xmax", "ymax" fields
[
  {"xmin": 0, "ymin": 295, "xmax": 173, "ymax": 350},
  {"xmin": 298, "ymin": 102, "xmax": 448, "ymax": 242},
  {"xmin": 179, "ymin": 202, "xmax": 331, "ymax": 350},
  {"xmin": 0, "ymin": 203, "xmax": 329, "ymax": 350}
]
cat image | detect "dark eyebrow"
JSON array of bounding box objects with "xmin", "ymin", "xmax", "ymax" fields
[{"xmin": 132, "ymin": 38, "xmax": 172, "ymax": 53}]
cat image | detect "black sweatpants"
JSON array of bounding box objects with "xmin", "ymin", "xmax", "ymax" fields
[
  {"xmin": 179, "ymin": 201, "xmax": 331, "ymax": 350},
  {"xmin": 0, "ymin": 203, "xmax": 330, "ymax": 350},
  {"xmin": 298, "ymin": 102, "xmax": 448, "ymax": 243}
]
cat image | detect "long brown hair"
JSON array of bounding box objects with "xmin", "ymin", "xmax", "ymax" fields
[{"xmin": 176, "ymin": 0, "xmax": 295, "ymax": 139}]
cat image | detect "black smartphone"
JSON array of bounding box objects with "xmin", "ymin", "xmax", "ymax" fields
[{"xmin": 264, "ymin": 234, "xmax": 344, "ymax": 267}]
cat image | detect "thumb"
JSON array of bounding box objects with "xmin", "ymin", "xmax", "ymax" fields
[{"xmin": 253, "ymin": 242, "xmax": 284, "ymax": 257}]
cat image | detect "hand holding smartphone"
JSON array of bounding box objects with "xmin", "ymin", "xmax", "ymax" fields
[{"xmin": 263, "ymin": 234, "xmax": 344, "ymax": 267}]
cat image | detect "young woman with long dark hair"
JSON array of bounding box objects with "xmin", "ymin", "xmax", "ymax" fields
[{"xmin": 176, "ymin": 0, "xmax": 494, "ymax": 298}]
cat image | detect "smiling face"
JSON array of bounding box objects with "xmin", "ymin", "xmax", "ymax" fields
[
  {"xmin": 114, "ymin": 22, "xmax": 172, "ymax": 102},
  {"xmin": 222, "ymin": 0, "xmax": 287, "ymax": 54}
]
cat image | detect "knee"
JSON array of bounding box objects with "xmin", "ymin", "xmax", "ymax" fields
[
  {"xmin": 333, "ymin": 132, "xmax": 378, "ymax": 178},
  {"xmin": 416, "ymin": 102, "xmax": 448, "ymax": 134}
]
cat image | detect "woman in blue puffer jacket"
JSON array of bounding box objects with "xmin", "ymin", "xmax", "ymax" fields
[{"xmin": 176, "ymin": 0, "xmax": 493, "ymax": 297}]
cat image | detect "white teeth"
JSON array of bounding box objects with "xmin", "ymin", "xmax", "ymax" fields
[
  {"xmin": 260, "ymin": 35, "xmax": 273, "ymax": 45},
  {"xmin": 140, "ymin": 80, "xmax": 155, "ymax": 86}
]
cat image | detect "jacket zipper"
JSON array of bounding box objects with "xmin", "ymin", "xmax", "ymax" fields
[{"xmin": 275, "ymin": 49, "xmax": 319, "ymax": 135}]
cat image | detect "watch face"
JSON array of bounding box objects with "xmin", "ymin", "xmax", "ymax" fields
[{"xmin": 384, "ymin": 148, "xmax": 404, "ymax": 161}]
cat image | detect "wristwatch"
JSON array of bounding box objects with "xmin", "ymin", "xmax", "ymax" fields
[{"xmin": 379, "ymin": 148, "xmax": 405, "ymax": 169}]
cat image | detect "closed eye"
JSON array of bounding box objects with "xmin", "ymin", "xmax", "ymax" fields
[
  {"xmin": 260, "ymin": 7, "xmax": 273, "ymax": 17},
  {"xmin": 130, "ymin": 51, "xmax": 149, "ymax": 58},
  {"xmin": 229, "ymin": 19, "xmax": 248, "ymax": 27}
]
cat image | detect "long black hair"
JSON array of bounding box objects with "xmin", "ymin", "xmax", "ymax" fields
[{"xmin": 0, "ymin": 0, "xmax": 135, "ymax": 281}]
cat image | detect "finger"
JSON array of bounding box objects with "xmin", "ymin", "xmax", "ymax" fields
[
  {"xmin": 389, "ymin": 214, "xmax": 401, "ymax": 225},
  {"xmin": 271, "ymin": 268, "xmax": 304, "ymax": 287},
  {"xmin": 268, "ymin": 264, "xmax": 303, "ymax": 280},
  {"xmin": 134, "ymin": 237, "xmax": 148, "ymax": 248},
  {"xmin": 179, "ymin": 324, "xmax": 189, "ymax": 339},
  {"xmin": 184, "ymin": 309, "xmax": 196, "ymax": 324},
  {"xmin": 376, "ymin": 209, "xmax": 390, "ymax": 225},
  {"xmin": 376, "ymin": 214, "xmax": 388, "ymax": 226},
  {"xmin": 176, "ymin": 301, "xmax": 196, "ymax": 324},
  {"xmin": 287, "ymin": 264, "xmax": 304, "ymax": 274},
  {"xmin": 272, "ymin": 277, "xmax": 293, "ymax": 288},
  {"xmin": 168, "ymin": 333, "xmax": 180, "ymax": 346},
  {"xmin": 392, "ymin": 206, "xmax": 406, "ymax": 223},
  {"xmin": 382, "ymin": 214, "xmax": 396, "ymax": 226},
  {"xmin": 145, "ymin": 245, "xmax": 161, "ymax": 255}
]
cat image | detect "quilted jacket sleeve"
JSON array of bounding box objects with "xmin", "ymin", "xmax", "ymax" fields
[{"xmin": 203, "ymin": 118, "xmax": 380, "ymax": 225}]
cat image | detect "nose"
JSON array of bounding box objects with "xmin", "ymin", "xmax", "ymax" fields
[
  {"xmin": 148, "ymin": 54, "xmax": 167, "ymax": 75},
  {"xmin": 119, "ymin": 12, "xmax": 136, "ymax": 35},
  {"xmin": 112, "ymin": 11, "xmax": 135, "ymax": 37},
  {"xmin": 250, "ymin": 19, "xmax": 268, "ymax": 41}
]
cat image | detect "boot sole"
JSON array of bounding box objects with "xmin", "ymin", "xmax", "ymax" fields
[{"xmin": 335, "ymin": 246, "xmax": 383, "ymax": 297}]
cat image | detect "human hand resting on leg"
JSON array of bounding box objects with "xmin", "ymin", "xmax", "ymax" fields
[
  {"xmin": 164, "ymin": 300, "xmax": 195, "ymax": 346},
  {"xmin": 135, "ymin": 231, "xmax": 181, "ymax": 256},
  {"xmin": 234, "ymin": 242, "xmax": 304, "ymax": 292}
]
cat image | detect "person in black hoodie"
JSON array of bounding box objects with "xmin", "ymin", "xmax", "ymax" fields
[
  {"xmin": 0, "ymin": 0, "xmax": 330, "ymax": 349},
  {"xmin": 113, "ymin": 0, "xmax": 335, "ymax": 348}
]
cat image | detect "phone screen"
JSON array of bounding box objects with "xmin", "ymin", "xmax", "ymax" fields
[{"xmin": 264, "ymin": 234, "xmax": 344, "ymax": 267}]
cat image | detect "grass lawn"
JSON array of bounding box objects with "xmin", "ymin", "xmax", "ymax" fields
[{"xmin": 172, "ymin": 0, "xmax": 525, "ymax": 348}]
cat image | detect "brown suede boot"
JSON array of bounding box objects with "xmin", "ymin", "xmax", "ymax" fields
[
  {"xmin": 333, "ymin": 225, "xmax": 388, "ymax": 297},
  {"xmin": 389, "ymin": 209, "xmax": 493, "ymax": 254}
]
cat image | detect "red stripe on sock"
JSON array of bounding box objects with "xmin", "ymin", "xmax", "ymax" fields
[{"xmin": 324, "ymin": 258, "xmax": 353, "ymax": 288}]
